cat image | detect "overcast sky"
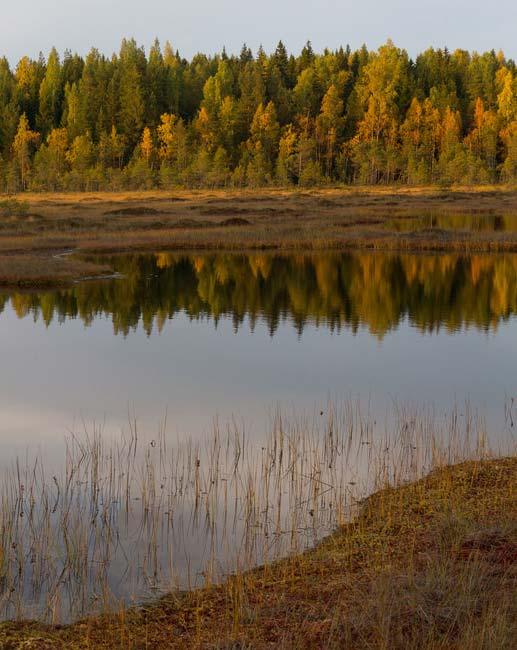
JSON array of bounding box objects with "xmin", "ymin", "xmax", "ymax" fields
[{"xmin": 2, "ymin": 0, "xmax": 516, "ymax": 64}]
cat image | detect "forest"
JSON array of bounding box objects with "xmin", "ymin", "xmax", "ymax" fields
[{"xmin": 1, "ymin": 39, "xmax": 517, "ymax": 191}]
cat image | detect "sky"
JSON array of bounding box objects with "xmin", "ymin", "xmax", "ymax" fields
[{"xmin": 1, "ymin": 0, "xmax": 517, "ymax": 64}]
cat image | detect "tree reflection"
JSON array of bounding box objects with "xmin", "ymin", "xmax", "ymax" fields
[{"xmin": 4, "ymin": 252, "xmax": 517, "ymax": 337}]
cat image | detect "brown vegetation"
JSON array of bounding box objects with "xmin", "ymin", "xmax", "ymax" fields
[
  {"xmin": 0, "ymin": 255, "xmax": 111, "ymax": 287},
  {"xmin": 1, "ymin": 186, "xmax": 517, "ymax": 286},
  {"xmin": 1, "ymin": 456, "xmax": 515, "ymax": 649}
]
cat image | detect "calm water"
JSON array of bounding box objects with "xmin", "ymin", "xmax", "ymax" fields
[
  {"xmin": 0, "ymin": 249, "xmax": 516, "ymax": 620},
  {"xmin": 1, "ymin": 250, "xmax": 516, "ymax": 456},
  {"xmin": 385, "ymin": 212, "xmax": 517, "ymax": 232}
]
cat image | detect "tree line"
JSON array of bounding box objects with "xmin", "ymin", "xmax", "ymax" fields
[{"xmin": 1, "ymin": 39, "xmax": 517, "ymax": 191}]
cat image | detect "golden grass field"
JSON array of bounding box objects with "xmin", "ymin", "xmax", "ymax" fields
[
  {"xmin": 1, "ymin": 185, "xmax": 517, "ymax": 286},
  {"xmin": 1, "ymin": 457, "xmax": 515, "ymax": 649}
]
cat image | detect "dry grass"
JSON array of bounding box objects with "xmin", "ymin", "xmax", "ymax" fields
[
  {"xmin": 0, "ymin": 396, "xmax": 514, "ymax": 649},
  {"xmin": 0, "ymin": 255, "xmax": 112, "ymax": 287},
  {"xmin": 1, "ymin": 186, "xmax": 517, "ymax": 286},
  {"xmin": 0, "ymin": 456, "xmax": 514, "ymax": 649}
]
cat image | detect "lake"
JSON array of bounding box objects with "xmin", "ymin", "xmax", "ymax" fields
[
  {"xmin": 0, "ymin": 249, "xmax": 516, "ymax": 620},
  {"xmin": 1, "ymin": 250, "xmax": 516, "ymax": 451}
]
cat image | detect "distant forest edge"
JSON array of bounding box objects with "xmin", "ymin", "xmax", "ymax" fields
[{"xmin": 1, "ymin": 39, "xmax": 517, "ymax": 191}]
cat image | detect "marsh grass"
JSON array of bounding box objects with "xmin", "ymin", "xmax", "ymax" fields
[
  {"xmin": 0, "ymin": 400, "xmax": 512, "ymax": 633},
  {"xmin": 2, "ymin": 187, "xmax": 517, "ymax": 286},
  {"xmin": 0, "ymin": 199, "xmax": 29, "ymax": 218},
  {"xmin": 0, "ymin": 401, "xmax": 517, "ymax": 650},
  {"xmin": 0, "ymin": 255, "xmax": 112, "ymax": 287}
]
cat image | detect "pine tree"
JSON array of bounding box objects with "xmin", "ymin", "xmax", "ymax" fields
[
  {"xmin": 118, "ymin": 40, "xmax": 146, "ymax": 151},
  {"xmin": 38, "ymin": 48, "xmax": 63, "ymax": 135},
  {"xmin": 2, "ymin": 39, "xmax": 517, "ymax": 189},
  {"xmin": 317, "ymin": 84, "xmax": 344, "ymax": 177},
  {"xmin": 146, "ymin": 39, "xmax": 168, "ymax": 124},
  {"xmin": 15, "ymin": 57, "xmax": 43, "ymax": 127},
  {"xmin": 0, "ymin": 57, "xmax": 18, "ymax": 157}
]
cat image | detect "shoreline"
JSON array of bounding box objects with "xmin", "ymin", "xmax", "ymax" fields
[
  {"xmin": 1, "ymin": 456, "xmax": 515, "ymax": 648},
  {"xmin": 2, "ymin": 186, "xmax": 517, "ymax": 288}
]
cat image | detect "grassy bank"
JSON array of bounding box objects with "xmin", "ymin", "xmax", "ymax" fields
[
  {"xmin": 0, "ymin": 255, "xmax": 112, "ymax": 288},
  {"xmin": 1, "ymin": 185, "xmax": 517, "ymax": 287},
  {"xmin": 1, "ymin": 456, "xmax": 515, "ymax": 649}
]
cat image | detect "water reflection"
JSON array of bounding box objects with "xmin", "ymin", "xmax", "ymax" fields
[
  {"xmin": 386, "ymin": 212, "xmax": 517, "ymax": 233},
  {"xmin": 2, "ymin": 251, "xmax": 517, "ymax": 336},
  {"xmin": 0, "ymin": 250, "xmax": 516, "ymax": 622}
]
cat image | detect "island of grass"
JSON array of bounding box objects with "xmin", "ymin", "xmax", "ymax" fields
[
  {"xmin": 1, "ymin": 185, "xmax": 517, "ymax": 287},
  {"xmin": 1, "ymin": 456, "xmax": 515, "ymax": 649}
]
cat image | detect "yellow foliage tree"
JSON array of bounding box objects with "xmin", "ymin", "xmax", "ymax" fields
[{"xmin": 12, "ymin": 114, "xmax": 40, "ymax": 189}]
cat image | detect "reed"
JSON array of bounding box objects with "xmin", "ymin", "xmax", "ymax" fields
[{"xmin": 0, "ymin": 399, "xmax": 512, "ymax": 628}]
